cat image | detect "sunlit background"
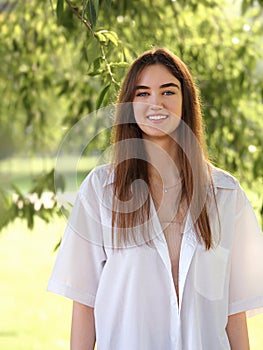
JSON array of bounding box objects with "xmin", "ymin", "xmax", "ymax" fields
[{"xmin": 0, "ymin": 0, "xmax": 263, "ymax": 348}]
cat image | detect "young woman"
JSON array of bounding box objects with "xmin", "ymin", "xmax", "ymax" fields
[{"xmin": 48, "ymin": 48, "xmax": 263, "ymax": 349}]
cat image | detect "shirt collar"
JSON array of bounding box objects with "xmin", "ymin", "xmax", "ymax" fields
[
  {"xmin": 103, "ymin": 164, "xmax": 238, "ymax": 190},
  {"xmin": 103, "ymin": 167, "xmax": 114, "ymax": 187}
]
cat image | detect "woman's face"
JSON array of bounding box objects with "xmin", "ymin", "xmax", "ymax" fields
[{"xmin": 132, "ymin": 64, "xmax": 182, "ymax": 141}]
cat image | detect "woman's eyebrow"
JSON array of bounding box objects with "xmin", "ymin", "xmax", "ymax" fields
[
  {"xmin": 160, "ymin": 82, "xmax": 180, "ymax": 89},
  {"xmin": 135, "ymin": 85, "xmax": 150, "ymax": 90},
  {"xmin": 135, "ymin": 83, "xmax": 180, "ymax": 90}
]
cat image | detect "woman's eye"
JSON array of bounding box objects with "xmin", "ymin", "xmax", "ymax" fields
[
  {"xmin": 136, "ymin": 92, "xmax": 149, "ymax": 97},
  {"xmin": 163, "ymin": 90, "xmax": 175, "ymax": 96}
]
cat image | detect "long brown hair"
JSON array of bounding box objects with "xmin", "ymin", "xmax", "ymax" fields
[{"xmin": 111, "ymin": 48, "xmax": 215, "ymax": 249}]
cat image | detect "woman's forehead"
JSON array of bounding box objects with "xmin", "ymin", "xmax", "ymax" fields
[{"xmin": 136, "ymin": 64, "xmax": 181, "ymax": 87}]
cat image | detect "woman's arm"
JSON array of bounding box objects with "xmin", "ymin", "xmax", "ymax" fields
[
  {"xmin": 70, "ymin": 301, "xmax": 96, "ymax": 350},
  {"xmin": 226, "ymin": 312, "xmax": 250, "ymax": 350}
]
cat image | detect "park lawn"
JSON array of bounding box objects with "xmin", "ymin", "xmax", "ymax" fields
[
  {"xmin": 0, "ymin": 217, "xmax": 71, "ymax": 350},
  {"xmin": 0, "ymin": 217, "xmax": 263, "ymax": 349},
  {"xmin": 0, "ymin": 156, "xmax": 98, "ymax": 192},
  {"xmin": 0, "ymin": 156, "xmax": 98, "ymax": 176}
]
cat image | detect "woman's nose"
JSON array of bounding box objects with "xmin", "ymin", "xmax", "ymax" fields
[{"xmin": 149, "ymin": 94, "xmax": 163, "ymax": 108}]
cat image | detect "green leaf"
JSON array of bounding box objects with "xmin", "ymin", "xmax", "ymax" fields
[
  {"xmin": 87, "ymin": 38, "xmax": 101, "ymax": 64},
  {"xmin": 94, "ymin": 31, "xmax": 107, "ymax": 43},
  {"xmin": 101, "ymin": 30, "xmax": 119, "ymax": 46},
  {"xmin": 25, "ymin": 203, "xmax": 34, "ymax": 230},
  {"xmin": 87, "ymin": 0, "xmax": 99, "ymax": 28},
  {"xmin": 88, "ymin": 70, "xmax": 102, "ymax": 77},
  {"xmin": 93, "ymin": 57, "xmax": 102, "ymax": 72},
  {"xmin": 0, "ymin": 190, "xmax": 16, "ymax": 231},
  {"xmin": 96, "ymin": 84, "xmax": 110, "ymax": 110},
  {"xmin": 56, "ymin": 0, "xmax": 64, "ymax": 21},
  {"xmin": 53, "ymin": 237, "xmax": 62, "ymax": 252},
  {"xmin": 109, "ymin": 62, "xmax": 129, "ymax": 68},
  {"xmin": 94, "ymin": 30, "xmax": 119, "ymax": 46}
]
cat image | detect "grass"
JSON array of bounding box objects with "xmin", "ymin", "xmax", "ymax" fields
[
  {"xmin": 0, "ymin": 217, "xmax": 263, "ymax": 349},
  {"xmin": 0, "ymin": 156, "xmax": 99, "ymax": 193},
  {"xmin": 0, "ymin": 218, "xmax": 71, "ymax": 350},
  {"xmin": 249, "ymin": 313, "xmax": 263, "ymax": 349}
]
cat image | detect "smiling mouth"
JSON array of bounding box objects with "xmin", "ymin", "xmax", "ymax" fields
[{"xmin": 147, "ymin": 115, "xmax": 168, "ymax": 121}]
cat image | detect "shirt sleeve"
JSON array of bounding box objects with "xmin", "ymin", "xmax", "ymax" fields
[
  {"xmin": 47, "ymin": 170, "xmax": 107, "ymax": 307},
  {"xmin": 228, "ymin": 191, "xmax": 263, "ymax": 316}
]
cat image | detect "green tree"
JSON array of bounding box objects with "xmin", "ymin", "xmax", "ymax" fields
[{"xmin": 0, "ymin": 0, "xmax": 262, "ymax": 231}]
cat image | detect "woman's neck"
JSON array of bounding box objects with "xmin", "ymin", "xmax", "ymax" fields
[{"xmin": 143, "ymin": 135, "xmax": 181, "ymax": 187}]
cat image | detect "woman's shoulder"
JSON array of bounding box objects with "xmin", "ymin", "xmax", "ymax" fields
[
  {"xmin": 208, "ymin": 164, "xmax": 250, "ymax": 215},
  {"xmin": 79, "ymin": 163, "xmax": 113, "ymax": 193},
  {"xmin": 208, "ymin": 163, "xmax": 239, "ymax": 190}
]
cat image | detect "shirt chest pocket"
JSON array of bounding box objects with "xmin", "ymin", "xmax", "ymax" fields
[{"xmin": 194, "ymin": 246, "xmax": 229, "ymax": 301}]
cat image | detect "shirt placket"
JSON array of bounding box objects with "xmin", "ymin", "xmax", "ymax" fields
[
  {"xmin": 151, "ymin": 215, "xmax": 179, "ymax": 344},
  {"xmin": 178, "ymin": 227, "xmax": 197, "ymax": 313},
  {"xmin": 153, "ymin": 209, "xmax": 198, "ymax": 348}
]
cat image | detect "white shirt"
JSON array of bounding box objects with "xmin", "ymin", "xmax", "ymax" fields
[{"xmin": 48, "ymin": 164, "xmax": 263, "ymax": 349}]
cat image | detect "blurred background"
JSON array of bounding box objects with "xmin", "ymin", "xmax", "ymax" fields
[{"xmin": 0, "ymin": 0, "xmax": 263, "ymax": 348}]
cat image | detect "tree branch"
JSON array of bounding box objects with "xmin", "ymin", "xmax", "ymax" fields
[{"xmin": 64, "ymin": 0, "xmax": 92, "ymax": 32}]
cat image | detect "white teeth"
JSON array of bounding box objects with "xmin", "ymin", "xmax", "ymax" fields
[{"xmin": 148, "ymin": 115, "xmax": 167, "ymax": 120}]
